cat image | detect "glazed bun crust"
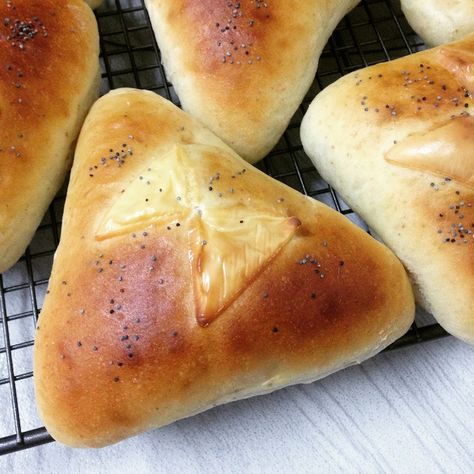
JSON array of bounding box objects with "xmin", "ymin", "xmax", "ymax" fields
[
  {"xmin": 302, "ymin": 35, "xmax": 474, "ymax": 344},
  {"xmin": 144, "ymin": 0, "xmax": 360, "ymax": 162},
  {"xmin": 34, "ymin": 89, "xmax": 414, "ymax": 448},
  {"xmin": 0, "ymin": 0, "xmax": 100, "ymax": 272}
]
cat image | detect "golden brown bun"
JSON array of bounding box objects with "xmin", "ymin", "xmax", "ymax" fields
[
  {"xmin": 302, "ymin": 35, "xmax": 474, "ymax": 344},
  {"xmin": 0, "ymin": 0, "xmax": 100, "ymax": 273},
  {"xmin": 401, "ymin": 0, "xmax": 474, "ymax": 46},
  {"xmin": 35, "ymin": 88, "xmax": 415, "ymax": 447},
  {"xmin": 85, "ymin": 0, "xmax": 102, "ymax": 8},
  {"xmin": 34, "ymin": 88, "xmax": 414, "ymax": 448},
  {"xmin": 144, "ymin": 0, "xmax": 359, "ymax": 163}
]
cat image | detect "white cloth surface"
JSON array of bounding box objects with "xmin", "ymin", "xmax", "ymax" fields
[{"xmin": 1, "ymin": 336, "xmax": 473, "ymax": 473}]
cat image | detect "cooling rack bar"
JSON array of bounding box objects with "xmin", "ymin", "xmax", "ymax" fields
[
  {"xmin": 0, "ymin": 428, "xmax": 53, "ymax": 455},
  {"xmin": 387, "ymin": 324, "xmax": 449, "ymax": 351}
]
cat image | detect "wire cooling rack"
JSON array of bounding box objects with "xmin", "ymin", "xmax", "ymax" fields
[{"xmin": 0, "ymin": 0, "xmax": 449, "ymax": 455}]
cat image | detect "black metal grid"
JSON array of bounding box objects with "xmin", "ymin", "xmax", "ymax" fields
[{"xmin": 0, "ymin": 0, "xmax": 449, "ymax": 455}]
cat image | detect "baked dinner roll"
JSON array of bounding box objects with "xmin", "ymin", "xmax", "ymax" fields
[
  {"xmin": 0, "ymin": 0, "xmax": 100, "ymax": 273},
  {"xmin": 302, "ymin": 35, "xmax": 474, "ymax": 344},
  {"xmin": 401, "ymin": 0, "xmax": 474, "ymax": 46},
  {"xmin": 34, "ymin": 88, "xmax": 414, "ymax": 448},
  {"xmin": 144, "ymin": 0, "xmax": 360, "ymax": 163}
]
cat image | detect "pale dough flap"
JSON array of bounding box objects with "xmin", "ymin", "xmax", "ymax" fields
[
  {"xmin": 436, "ymin": 44, "xmax": 474, "ymax": 93},
  {"xmin": 191, "ymin": 209, "xmax": 300, "ymax": 327},
  {"xmin": 385, "ymin": 115, "xmax": 474, "ymax": 188},
  {"xmin": 96, "ymin": 144, "xmax": 301, "ymax": 326},
  {"xmin": 96, "ymin": 149, "xmax": 190, "ymax": 240}
]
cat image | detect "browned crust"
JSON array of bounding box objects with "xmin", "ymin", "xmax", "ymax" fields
[
  {"xmin": 0, "ymin": 0, "xmax": 99, "ymax": 270},
  {"xmin": 327, "ymin": 36, "xmax": 474, "ymax": 264},
  {"xmin": 145, "ymin": 0, "xmax": 358, "ymax": 161},
  {"xmin": 0, "ymin": 0, "xmax": 97, "ymax": 190},
  {"xmin": 301, "ymin": 35, "xmax": 474, "ymax": 343},
  {"xmin": 34, "ymin": 89, "xmax": 414, "ymax": 448},
  {"xmin": 348, "ymin": 40, "xmax": 474, "ymax": 127}
]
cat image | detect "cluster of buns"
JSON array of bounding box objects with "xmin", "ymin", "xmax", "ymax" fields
[{"xmin": 0, "ymin": 0, "xmax": 466, "ymax": 449}]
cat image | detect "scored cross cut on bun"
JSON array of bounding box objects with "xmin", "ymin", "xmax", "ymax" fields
[
  {"xmin": 34, "ymin": 88, "xmax": 414, "ymax": 448},
  {"xmin": 95, "ymin": 144, "xmax": 302, "ymax": 326}
]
